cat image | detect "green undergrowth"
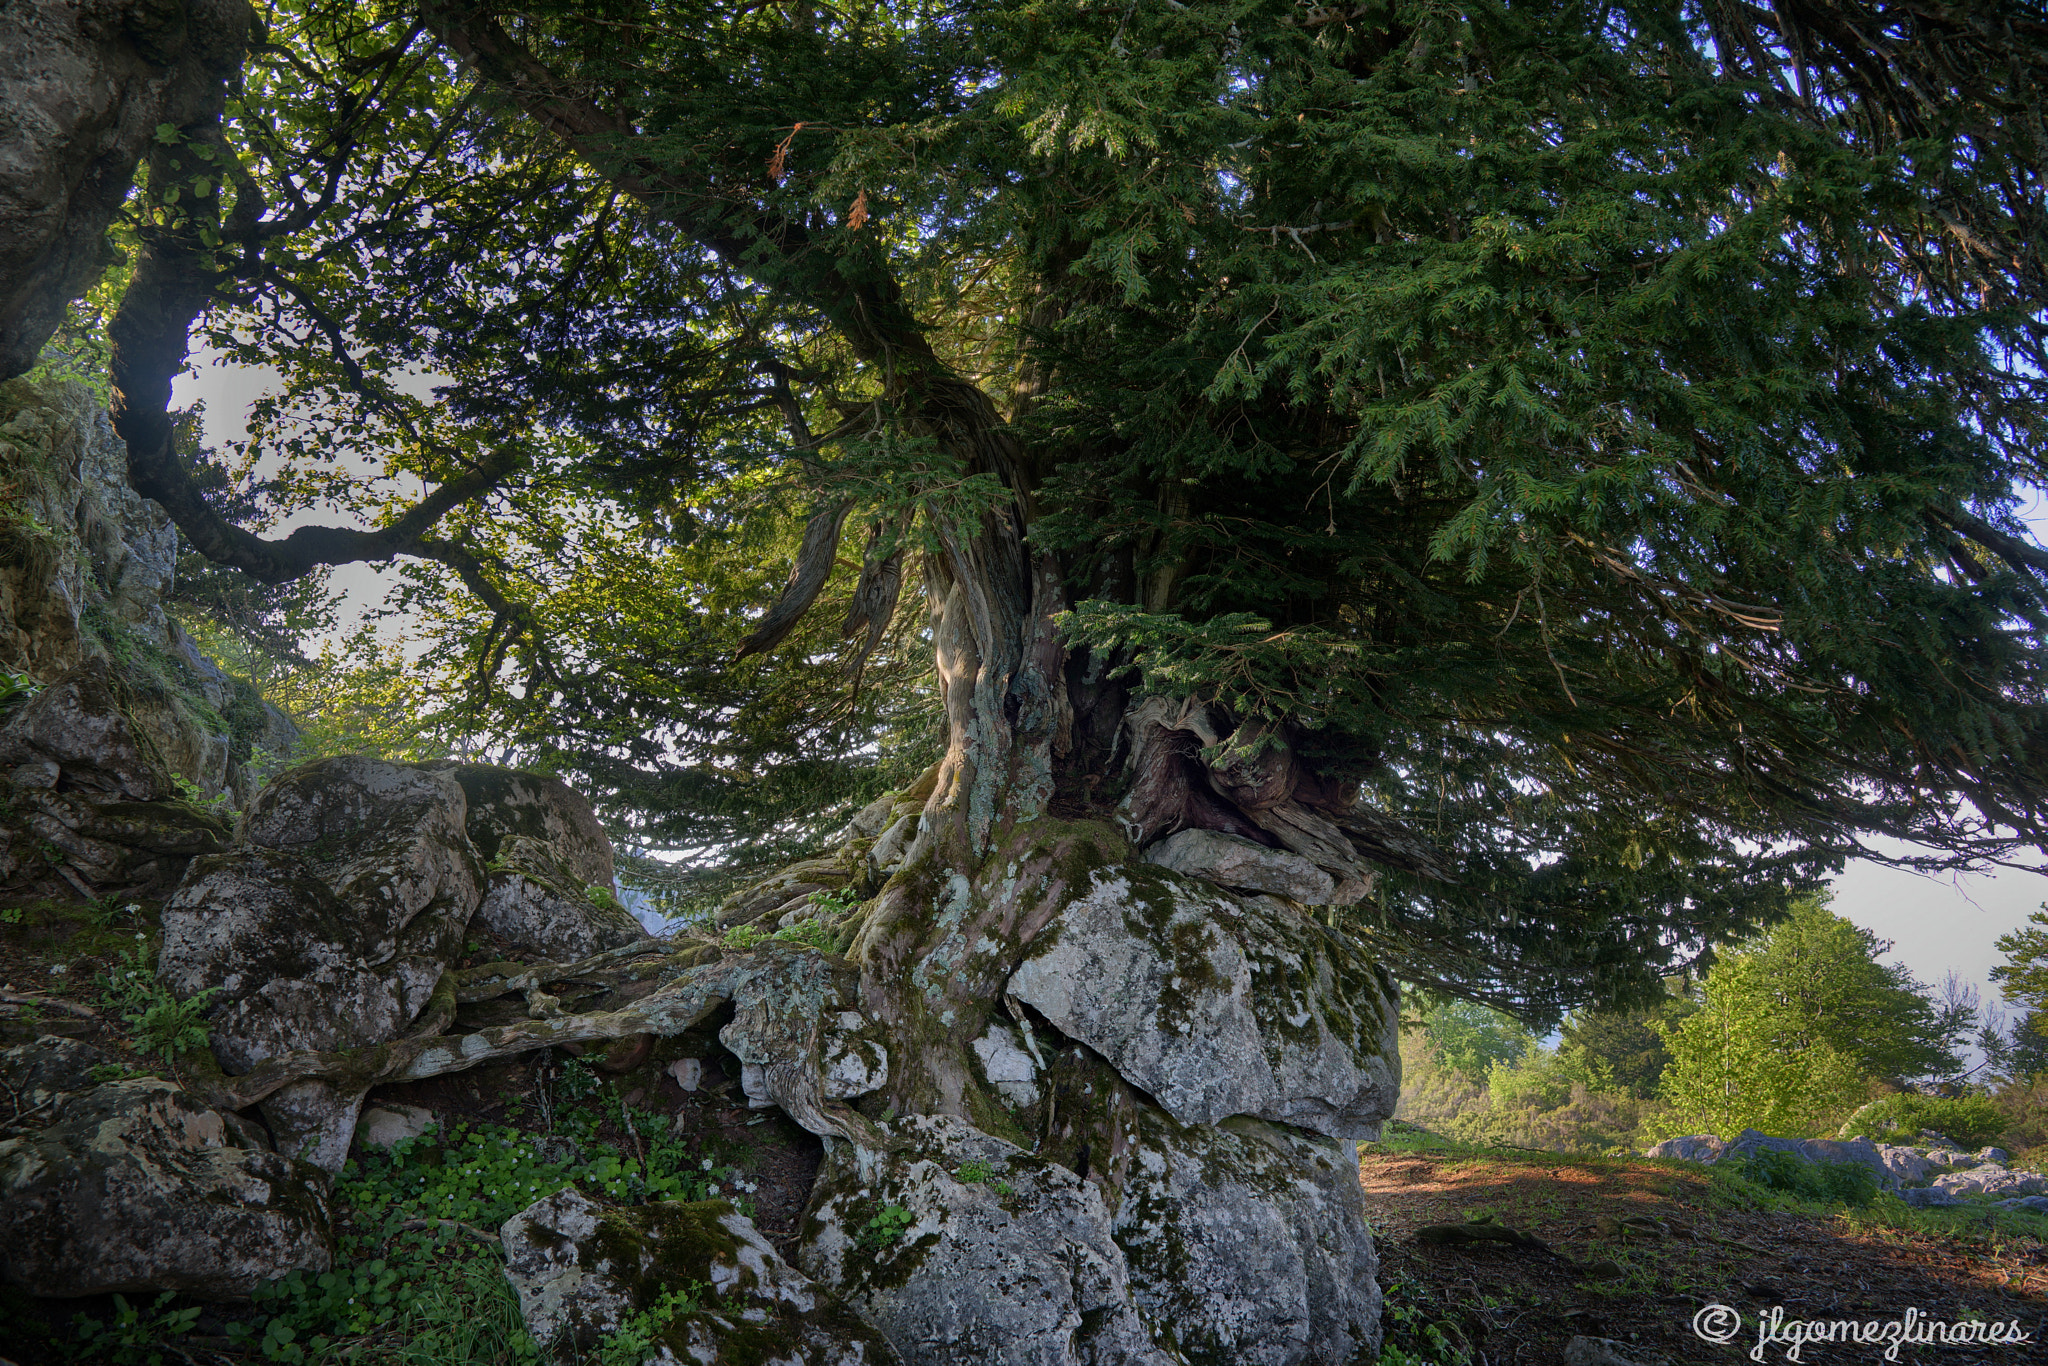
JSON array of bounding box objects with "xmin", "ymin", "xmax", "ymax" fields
[{"xmin": 52, "ymin": 1058, "xmax": 761, "ymax": 1364}]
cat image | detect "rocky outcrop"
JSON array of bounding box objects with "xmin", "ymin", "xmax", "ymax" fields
[
  {"xmin": 160, "ymin": 756, "xmax": 483, "ymax": 1168},
  {"xmin": 0, "ymin": 1075, "xmax": 331, "ymax": 1297},
  {"xmin": 0, "ymin": 379, "xmax": 295, "ymax": 896},
  {"xmin": 0, "ymin": 0, "xmax": 255, "ymax": 377},
  {"xmin": 502, "ymin": 1187, "xmax": 898, "ymax": 1365},
  {"xmin": 799, "ymin": 1114, "xmax": 1175, "ymax": 1366},
  {"xmin": 1115, "ymin": 1108, "xmax": 1381, "ymax": 1366},
  {"xmin": 1007, "ymin": 866, "xmax": 1399, "ymax": 1140},
  {"xmin": 0, "ymin": 658, "xmax": 233, "ymax": 894}
]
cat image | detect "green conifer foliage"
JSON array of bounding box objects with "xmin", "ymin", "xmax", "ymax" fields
[{"xmin": 82, "ymin": 0, "xmax": 2048, "ymax": 1015}]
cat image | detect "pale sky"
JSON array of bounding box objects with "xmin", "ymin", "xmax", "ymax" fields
[{"xmin": 172, "ymin": 356, "xmax": 2048, "ymax": 1018}]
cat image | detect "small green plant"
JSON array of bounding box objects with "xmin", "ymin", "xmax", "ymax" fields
[
  {"xmin": 860, "ymin": 1203, "xmax": 915, "ymax": 1248},
  {"xmin": 584, "ymin": 883, "xmax": 626, "ymax": 913},
  {"xmin": 955, "ymin": 1158, "xmax": 997, "ymax": 1184},
  {"xmin": 98, "ymin": 937, "xmax": 219, "ymax": 1060},
  {"xmin": 67, "ymin": 1291, "xmax": 201, "ymax": 1365},
  {"xmin": 1840, "ymin": 1093, "xmax": 2007, "ymax": 1149},
  {"xmin": 0, "ymin": 670, "xmax": 38, "ymax": 716},
  {"xmin": 809, "ymin": 886, "xmax": 862, "ymax": 916},
  {"xmin": 595, "ymin": 1282, "xmax": 708, "ymax": 1366},
  {"xmin": 0, "ymin": 905, "xmax": 22, "ymax": 926},
  {"xmin": 170, "ymin": 773, "xmax": 231, "ymax": 814},
  {"xmin": 723, "ymin": 922, "xmax": 767, "ymax": 950},
  {"xmin": 773, "ymin": 917, "xmax": 839, "ymax": 952}
]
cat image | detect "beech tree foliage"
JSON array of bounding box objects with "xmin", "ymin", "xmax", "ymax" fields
[{"xmin": 24, "ymin": 0, "xmax": 2048, "ymax": 1016}]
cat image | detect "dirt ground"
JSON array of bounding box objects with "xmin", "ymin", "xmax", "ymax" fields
[{"xmin": 1359, "ymin": 1144, "xmax": 2048, "ymax": 1365}]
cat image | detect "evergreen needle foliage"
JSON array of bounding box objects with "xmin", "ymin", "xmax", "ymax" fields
[{"xmin": 73, "ymin": 0, "xmax": 2048, "ymax": 1016}]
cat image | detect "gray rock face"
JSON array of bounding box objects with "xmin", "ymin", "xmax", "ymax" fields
[
  {"xmin": 474, "ymin": 835, "xmax": 645, "ymax": 961},
  {"xmin": 800, "ymin": 1115, "xmax": 1176, "ymax": 1366},
  {"xmin": 0, "ymin": 1034, "xmax": 112, "ymax": 1109},
  {"xmin": 425, "ymin": 762, "xmax": 618, "ymax": 893},
  {"xmin": 1722, "ymin": 1129, "xmax": 1804, "ymax": 1164},
  {"xmin": 1115, "ymin": 1108, "xmax": 1381, "ymax": 1366},
  {"xmin": 160, "ymin": 756, "xmax": 483, "ymax": 1168},
  {"xmin": 0, "ymin": 658, "xmax": 234, "ymax": 894},
  {"xmin": 1931, "ymin": 1165, "xmax": 2048, "ymax": 1200},
  {"xmin": 1899, "ymin": 1186, "xmax": 1965, "ymax": 1208},
  {"xmin": 501, "ymin": 1187, "xmax": 897, "ymax": 1365},
  {"xmin": 1996, "ymin": 1195, "xmax": 2048, "ymax": 1213},
  {"xmin": 1007, "ymin": 867, "xmax": 1399, "ymax": 1140},
  {"xmin": 0, "ymin": 1078, "xmax": 331, "ymax": 1297},
  {"xmin": 1875, "ymin": 1145, "xmax": 1940, "ymax": 1187},
  {"xmin": 1142, "ymin": 828, "xmax": 1334, "ymax": 904},
  {"xmin": 1793, "ymin": 1137, "xmax": 1889, "ymax": 1187},
  {"xmin": 1642, "ymin": 1135, "xmax": 1727, "ymax": 1164}
]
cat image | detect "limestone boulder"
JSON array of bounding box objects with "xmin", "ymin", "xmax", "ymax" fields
[
  {"xmin": 1114, "ymin": 1108, "xmax": 1381, "ymax": 1366},
  {"xmin": 0, "ymin": 1034, "xmax": 112, "ymax": 1112},
  {"xmin": 501, "ymin": 1187, "xmax": 896, "ymax": 1365},
  {"xmin": 799, "ymin": 1114, "xmax": 1176, "ymax": 1366},
  {"xmin": 1642, "ymin": 1135, "xmax": 1726, "ymax": 1164},
  {"xmin": 160, "ymin": 756, "xmax": 483, "ymax": 1169},
  {"xmin": 1007, "ymin": 866, "xmax": 1399, "ymax": 1140},
  {"xmin": 1931, "ymin": 1165, "xmax": 2048, "ymax": 1200},
  {"xmin": 1142, "ymin": 828, "xmax": 1334, "ymax": 904},
  {"xmin": 0, "ymin": 1078, "xmax": 331, "ymax": 1297},
  {"xmin": 425, "ymin": 761, "xmax": 617, "ymax": 892},
  {"xmin": 1875, "ymin": 1145, "xmax": 1940, "ymax": 1187},
  {"xmin": 474, "ymin": 835, "xmax": 646, "ymax": 962}
]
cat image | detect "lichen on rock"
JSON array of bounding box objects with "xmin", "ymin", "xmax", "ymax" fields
[
  {"xmin": 501, "ymin": 1186, "xmax": 897, "ymax": 1365},
  {"xmin": 0, "ymin": 1077, "xmax": 332, "ymax": 1298},
  {"xmin": 1007, "ymin": 864, "xmax": 1399, "ymax": 1140}
]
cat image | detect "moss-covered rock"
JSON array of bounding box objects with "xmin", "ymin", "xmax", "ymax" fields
[
  {"xmin": 1007, "ymin": 865, "xmax": 1399, "ymax": 1140},
  {"xmin": 1114, "ymin": 1107, "xmax": 1380, "ymax": 1366},
  {"xmin": 424, "ymin": 761, "xmax": 618, "ymax": 891},
  {"xmin": 501, "ymin": 1186, "xmax": 897, "ymax": 1365},
  {"xmin": 160, "ymin": 756, "xmax": 484, "ymax": 1169},
  {"xmin": 798, "ymin": 1113, "xmax": 1174, "ymax": 1366},
  {"xmin": 476, "ymin": 834, "xmax": 648, "ymax": 961},
  {"xmin": 0, "ymin": 1078, "xmax": 332, "ymax": 1298}
]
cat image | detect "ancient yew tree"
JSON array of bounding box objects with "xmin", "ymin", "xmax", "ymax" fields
[{"xmin": 11, "ymin": 0, "xmax": 2047, "ymax": 1022}]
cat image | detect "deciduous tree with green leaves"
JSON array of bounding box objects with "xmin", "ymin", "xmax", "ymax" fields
[
  {"xmin": 5, "ymin": 0, "xmax": 2045, "ymax": 1030},
  {"xmin": 1655, "ymin": 896, "xmax": 1966, "ymax": 1138}
]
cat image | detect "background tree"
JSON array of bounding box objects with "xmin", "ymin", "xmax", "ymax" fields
[
  {"xmin": 1558, "ymin": 985, "xmax": 1698, "ymax": 1101},
  {"xmin": 1655, "ymin": 896, "xmax": 1966, "ymax": 1138},
  {"xmin": 5, "ymin": 0, "xmax": 2046, "ymax": 1030}
]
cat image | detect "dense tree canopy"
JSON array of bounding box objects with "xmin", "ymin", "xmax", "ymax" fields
[{"xmin": 22, "ymin": 0, "xmax": 2048, "ymax": 1017}]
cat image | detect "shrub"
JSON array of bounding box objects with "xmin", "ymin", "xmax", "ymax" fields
[
  {"xmin": 1838, "ymin": 1093, "xmax": 2007, "ymax": 1149},
  {"xmin": 1722, "ymin": 1150, "xmax": 1880, "ymax": 1206}
]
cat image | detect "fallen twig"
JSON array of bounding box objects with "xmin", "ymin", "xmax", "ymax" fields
[{"xmin": 0, "ymin": 992, "xmax": 99, "ymax": 1019}]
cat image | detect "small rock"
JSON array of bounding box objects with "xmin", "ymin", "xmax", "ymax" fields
[
  {"xmin": 1932, "ymin": 1165, "xmax": 2048, "ymax": 1200},
  {"xmin": 355, "ymin": 1103, "xmax": 436, "ymax": 1152},
  {"xmin": 1978, "ymin": 1146, "xmax": 2012, "ymax": 1166},
  {"xmin": 1563, "ymin": 1337, "xmax": 1645, "ymax": 1366},
  {"xmin": 1143, "ymin": 828, "xmax": 1335, "ymax": 903},
  {"xmin": 1875, "ymin": 1145, "xmax": 1939, "ymax": 1187},
  {"xmin": 1642, "ymin": 1135, "xmax": 1726, "ymax": 1164},
  {"xmin": 969, "ymin": 1021, "xmax": 1040, "ymax": 1106},
  {"xmin": 667, "ymin": 1058, "xmax": 702, "ymax": 1091},
  {"xmin": 1899, "ymin": 1186, "xmax": 1965, "ymax": 1208}
]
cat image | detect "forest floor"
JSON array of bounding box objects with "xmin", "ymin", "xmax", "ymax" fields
[{"xmin": 1361, "ymin": 1126, "xmax": 2048, "ymax": 1365}]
